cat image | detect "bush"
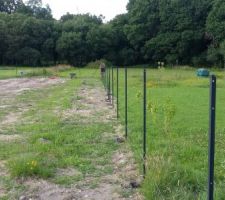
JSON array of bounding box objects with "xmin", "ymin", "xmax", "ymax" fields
[
  {"xmin": 86, "ymin": 59, "xmax": 111, "ymax": 68},
  {"xmin": 25, "ymin": 68, "xmax": 54, "ymax": 77}
]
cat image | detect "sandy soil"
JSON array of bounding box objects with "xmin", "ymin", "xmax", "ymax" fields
[
  {"xmin": 19, "ymin": 84, "xmax": 143, "ymax": 200},
  {"xmin": 0, "ymin": 134, "xmax": 22, "ymax": 142},
  {"xmin": 62, "ymin": 86, "xmax": 115, "ymax": 123},
  {"xmin": 0, "ymin": 78, "xmax": 143, "ymax": 200},
  {"xmin": 0, "ymin": 78, "xmax": 65, "ymax": 97},
  {"xmin": 0, "ymin": 78, "xmax": 66, "ymax": 198},
  {"xmin": 0, "ymin": 78, "xmax": 65, "ymax": 130}
]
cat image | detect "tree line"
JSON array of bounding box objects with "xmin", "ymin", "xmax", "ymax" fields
[{"xmin": 0, "ymin": 0, "xmax": 225, "ymax": 67}]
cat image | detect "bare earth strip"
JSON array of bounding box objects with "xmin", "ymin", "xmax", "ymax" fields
[
  {"xmin": 0, "ymin": 78, "xmax": 65, "ymax": 97},
  {"xmin": 20, "ymin": 83, "xmax": 143, "ymax": 200},
  {"xmin": 0, "ymin": 78, "xmax": 66, "ymax": 198},
  {"xmin": 0, "ymin": 78, "xmax": 65, "ymax": 132},
  {"xmin": 62, "ymin": 86, "xmax": 115, "ymax": 124},
  {"xmin": 0, "ymin": 78, "xmax": 143, "ymax": 199}
]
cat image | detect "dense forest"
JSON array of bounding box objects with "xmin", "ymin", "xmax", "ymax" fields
[{"xmin": 0, "ymin": 0, "xmax": 225, "ymax": 67}]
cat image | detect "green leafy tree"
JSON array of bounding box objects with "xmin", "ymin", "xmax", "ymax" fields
[
  {"xmin": 15, "ymin": 47, "xmax": 41, "ymax": 66},
  {"xmin": 124, "ymin": 0, "xmax": 212, "ymax": 65},
  {"xmin": 108, "ymin": 14, "xmax": 137, "ymax": 65},
  {"xmin": 0, "ymin": 19, "xmax": 6, "ymax": 64},
  {"xmin": 18, "ymin": 0, "xmax": 52, "ymax": 19},
  {"xmin": 56, "ymin": 14, "xmax": 103, "ymax": 66},
  {"xmin": 0, "ymin": 0, "xmax": 224, "ymax": 67},
  {"xmin": 125, "ymin": 0, "xmax": 160, "ymax": 63},
  {"xmin": 206, "ymin": 0, "xmax": 225, "ymax": 67},
  {"xmin": 207, "ymin": 0, "xmax": 225, "ymax": 44},
  {"xmin": 87, "ymin": 24, "xmax": 113, "ymax": 60},
  {"xmin": 0, "ymin": 0, "xmax": 24, "ymax": 13},
  {"xmin": 56, "ymin": 32, "xmax": 88, "ymax": 66}
]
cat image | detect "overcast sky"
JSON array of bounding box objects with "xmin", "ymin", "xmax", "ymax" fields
[{"xmin": 42, "ymin": 0, "xmax": 129, "ymax": 22}]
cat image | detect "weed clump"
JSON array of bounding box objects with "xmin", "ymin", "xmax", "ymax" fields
[
  {"xmin": 8, "ymin": 156, "xmax": 54, "ymax": 178},
  {"xmin": 148, "ymin": 97, "xmax": 176, "ymax": 134}
]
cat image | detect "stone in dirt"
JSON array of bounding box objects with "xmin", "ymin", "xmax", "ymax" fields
[
  {"xmin": 19, "ymin": 196, "xmax": 28, "ymax": 200},
  {"xmin": 130, "ymin": 180, "xmax": 142, "ymax": 189},
  {"xmin": 116, "ymin": 136, "xmax": 126, "ymax": 143}
]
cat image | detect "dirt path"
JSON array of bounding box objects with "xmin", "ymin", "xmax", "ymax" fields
[
  {"xmin": 18, "ymin": 82, "xmax": 143, "ymax": 200},
  {"xmin": 0, "ymin": 78, "xmax": 66, "ymax": 199},
  {"xmin": 0, "ymin": 78, "xmax": 64, "ymax": 97},
  {"xmin": 0, "ymin": 78, "xmax": 65, "ymax": 133},
  {"xmin": 0, "ymin": 78, "xmax": 143, "ymax": 200}
]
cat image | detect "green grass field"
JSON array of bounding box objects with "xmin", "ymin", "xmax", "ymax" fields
[
  {"xmin": 0, "ymin": 67, "xmax": 45, "ymax": 79},
  {"xmin": 0, "ymin": 66, "xmax": 225, "ymax": 199},
  {"xmin": 114, "ymin": 68, "xmax": 225, "ymax": 199}
]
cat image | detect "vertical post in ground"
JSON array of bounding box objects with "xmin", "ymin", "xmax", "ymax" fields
[
  {"xmin": 103, "ymin": 67, "xmax": 107, "ymax": 90},
  {"xmin": 208, "ymin": 75, "xmax": 216, "ymax": 200},
  {"xmin": 125, "ymin": 66, "xmax": 128, "ymax": 138},
  {"xmin": 143, "ymin": 68, "xmax": 147, "ymax": 177},
  {"xmin": 112, "ymin": 66, "xmax": 114, "ymax": 106},
  {"xmin": 107, "ymin": 67, "xmax": 111, "ymax": 101},
  {"xmin": 106, "ymin": 67, "xmax": 108, "ymax": 89},
  {"xmin": 104, "ymin": 67, "xmax": 107, "ymax": 90},
  {"xmin": 106, "ymin": 67, "xmax": 108, "ymax": 95},
  {"xmin": 117, "ymin": 66, "xmax": 119, "ymax": 119},
  {"xmin": 109, "ymin": 67, "xmax": 111, "ymax": 102}
]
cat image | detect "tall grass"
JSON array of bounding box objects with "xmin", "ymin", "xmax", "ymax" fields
[{"xmin": 115, "ymin": 68, "xmax": 225, "ymax": 199}]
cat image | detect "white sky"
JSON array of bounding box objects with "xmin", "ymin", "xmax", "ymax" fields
[{"xmin": 42, "ymin": 0, "xmax": 129, "ymax": 22}]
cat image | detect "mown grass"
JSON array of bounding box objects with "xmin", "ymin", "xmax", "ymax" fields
[
  {"xmin": 1, "ymin": 66, "xmax": 225, "ymax": 199},
  {"xmin": 115, "ymin": 67, "xmax": 225, "ymax": 199},
  {"xmin": 0, "ymin": 67, "xmax": 48, "ymax": 79},
  {"xmin": 0, "ymin": 65, "xmax": 100, "ymax": 79},
  {"xmin": 0, "ymin": 68, "xmax": 117, "ymax": 199}
]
